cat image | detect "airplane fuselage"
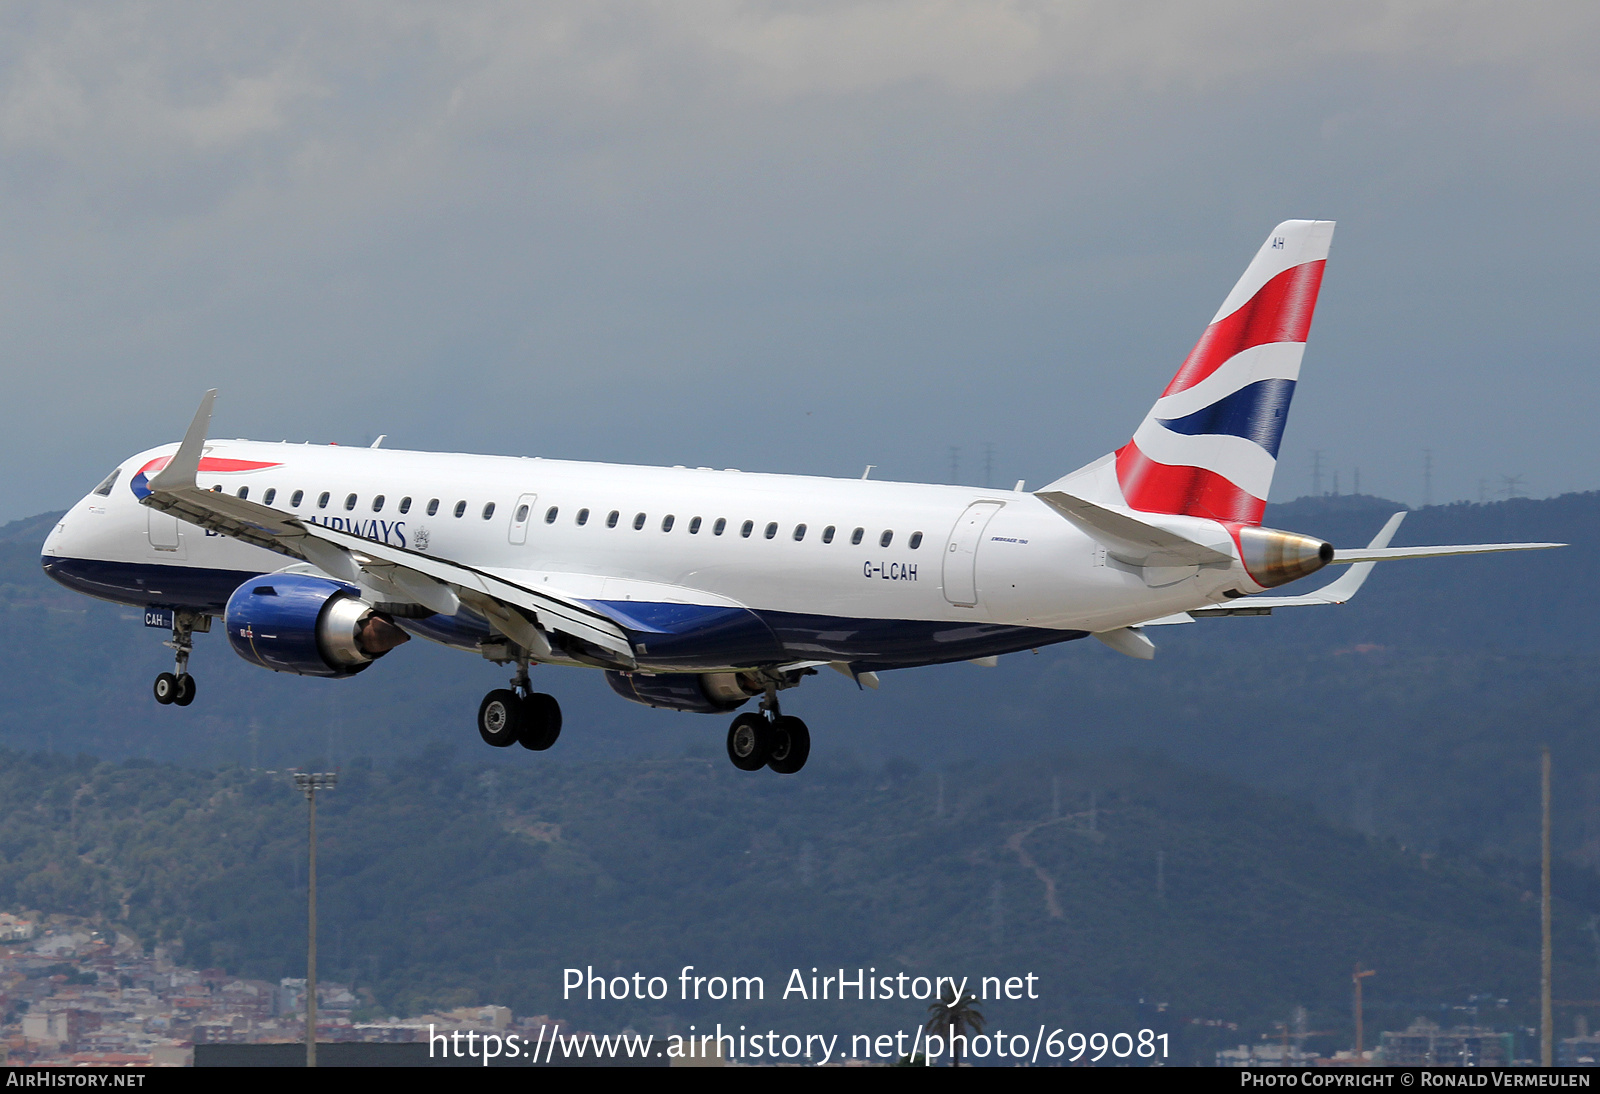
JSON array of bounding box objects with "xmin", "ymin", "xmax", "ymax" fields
[{"xmin": 42, "ymin": 439, "xmax": 1253, "ymax": 673}]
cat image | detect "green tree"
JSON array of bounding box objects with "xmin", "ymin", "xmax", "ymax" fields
[{"xmin": 926, "ymin": 986, "xmax": 985, "ymax": 1067}]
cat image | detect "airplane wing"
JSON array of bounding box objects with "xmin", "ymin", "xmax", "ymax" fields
[{"xmin": 140, "ymin": 391, "xmax": 636, "ymax": 666}]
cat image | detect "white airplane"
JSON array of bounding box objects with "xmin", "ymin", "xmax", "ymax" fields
[{"xmin": 40, "ymin": 220, "xmax": 1560, "ymax": 774}]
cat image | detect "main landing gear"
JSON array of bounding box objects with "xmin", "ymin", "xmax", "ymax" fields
[
  {"xmin": 726, "ymin": 687, "xmax": 810, "ymax": 775},
  {"xmin": 478, "ymin": 655, "xmax": 562, "ymax": 752},
  {"xmin": 153, "ymin": 612, "xmax": 207, "ymax": 707}
]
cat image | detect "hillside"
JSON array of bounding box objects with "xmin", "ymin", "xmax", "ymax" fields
[{"xmin": 0, "ymin": 747, "xmax": 1583, "ymax": 1063}]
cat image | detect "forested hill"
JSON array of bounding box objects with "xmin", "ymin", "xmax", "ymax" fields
[{"xmin": 0, "ymin": 747, "xmax": 1584, "ymax": 1061}]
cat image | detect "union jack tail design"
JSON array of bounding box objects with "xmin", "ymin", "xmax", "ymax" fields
[{"xmin": 1059, "ymin": 220, "xmax": 1334, "ymax": 525}]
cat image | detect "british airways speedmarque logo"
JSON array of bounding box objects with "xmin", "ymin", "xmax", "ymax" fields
[{"xmin": 129, "ymin": 456, "xmax": 283, "ymax": 499}]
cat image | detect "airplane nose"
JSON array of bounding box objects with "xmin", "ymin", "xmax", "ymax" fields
[{"xmin": 40, "ymin": 514, "xmax": 68, "ymax": 556}]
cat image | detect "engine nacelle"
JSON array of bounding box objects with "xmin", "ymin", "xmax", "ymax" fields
[
  {"xmin": 225, "ymin": 573, "xmax": 409, "ymax": 678},
  {"xmin": 604, "ymin": 671, "xmax": 761, "ymax": 714},
  {"xmin": 1236, "ymin": 525, "xmax": 1334, "ymax": 589}
]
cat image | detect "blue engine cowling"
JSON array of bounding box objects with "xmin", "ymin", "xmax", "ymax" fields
[
  {"xmin": 605, "ymin": 671, "xmax": 761, "ymax": 713},
  {"xmin": 225, "ymin": 573, "xmax": 408, "ymax": 678}
]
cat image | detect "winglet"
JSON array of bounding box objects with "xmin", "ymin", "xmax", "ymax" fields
[{"xmin": 147, "ymin": 389, "xmax": 217, "ymax": 494}]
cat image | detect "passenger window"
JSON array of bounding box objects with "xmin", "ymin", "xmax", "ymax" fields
[
  {"xmin": 92, "ymin": 469, "xmax": 120, "ymax": 496},
  {"xmin": 291, "ymin": 490, "xmax": 304, "ymax": 507},
  {"xmin": 211, "ymin": 485, "xmax": 223, "ymax": 492},
  {"xmin": 607, "ymin": 510, "xmax": 620, "ymax": 528},
  {"xmin": 426, "ymin": 498, "xmax": 440, "ymax": 516},
  {"xmin": 318, "ymin": 492, "xmax": 331, "ymax": 509},
  {"xmin": 689, "ymin": 517, "xmax": 702, "ymax": 534},
  {"xmin": 344, "ymin": 493, "xmax": 358, "ymax": 511},
  {"xmin": 662, "ymin": 515, "xmax": 675, "ymax": 532},
  {"xmin": 544, "ymin": 506, "xmax": 558, "ymax": 523},
  {"xmin": 453, "ymin": 501, "xmax": 466, "ymax": 518},
  {"xmin": 880, "ymin": 530, "xmax": 893, "ymax": 547},
  {"xmin": 633, "ymin": 512, "xmax": 646, "ymax": 530},
  {"xmin": 740, "ymin": 520, "xmax": 754, "ymax": 538},
  {"xmin": 482, "ymin": 502, "xmax": 496, "ymax": 520},
  {"xmin": 909, "ymin": 531, "xmax": 923, "ymax": 549},
  {"xmin": 237, "ymin": 487, "xmax": 249, "ymax": 500},
  {"xmin": 263, "ymin": 488, "xmax": 276, "ymax": 506},
  {"xmin": 576, "ymin": 508, "xmax": 590, "ymax": 526},
  {"xmin": 713, "ymin": 518, "xmax": 727, "ymax": 536},
  {"xmin": 851, "ymin": 527, "xmax": 864, "ymax": 545},
  {"xmin": 372, "ymin": 495, "xmax": 385, "ymax": 512},
  {"xmin": 822, "ymin": 525, "xmax": 835, "ymax": 544},
  {"xmin": 515, "ymin": 505, "xmax": 530, "ymax": 523},
  {"xmin": 764, "ymin": 522, "xmax": 778, "ymax": 539},
  {"xmin": 398, "ymin": 497, "xmax": 412, "ymax": 514},
  {"xmin": 793, "ymin": 523, "xmax": 806, "ymax": 541}
]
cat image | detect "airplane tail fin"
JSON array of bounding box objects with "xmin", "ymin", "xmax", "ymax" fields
[{"xmin": 1050, "ymin": 220, "xmax": 1335, "ymax": 525}]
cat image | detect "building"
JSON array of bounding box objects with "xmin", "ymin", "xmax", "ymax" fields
[{"xmin": 1378, "ymin": 1019, "xmax": 1513, "ymax": 1066}]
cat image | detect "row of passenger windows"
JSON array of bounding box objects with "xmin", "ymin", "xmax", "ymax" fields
[
  {"xmin": 223, "ymin": 485, "xmax": 491, "ymax": 521},
  {"xmin": 222, "ymin": 485, "xmax": 924, "ymax": 549},
  {"xmin": 523, "ymin": 504, "xmax": 923, "ymax": 549}
]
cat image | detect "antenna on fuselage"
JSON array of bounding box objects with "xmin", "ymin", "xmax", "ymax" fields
[{"xmin": 861, "ymin": 465, "xmax": 875, "ymax": 479}]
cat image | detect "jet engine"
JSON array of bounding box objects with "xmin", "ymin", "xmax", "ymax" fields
[
  {"xmin": 225, "ymin": 573, "xmax": 409, "ymax": 677},
  {"xmin": 1235, "ymin": 526, "xmax": 1335, "ymax": 589},
  {"xmin": 604, "ymin": 670, "xmax": 761, "ymax": 713}
]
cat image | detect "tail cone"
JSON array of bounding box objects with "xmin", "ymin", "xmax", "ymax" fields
[{"xmin": 1236, "ymin": 526, "xmax": 1333, "ymax": 589}]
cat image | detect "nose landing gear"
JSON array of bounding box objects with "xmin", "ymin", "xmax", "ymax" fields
[{"xmin": 153, "ymin": 612, "xmax": 206, "ymax": 707}]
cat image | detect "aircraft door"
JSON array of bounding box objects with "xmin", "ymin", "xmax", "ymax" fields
[
  {"xmin": 147, "ymin": 509, "xmax": 186, "ymax": 559},
  {"xmin": 508, "ymin": 493, "xmax": 538, "ymax": 545},
  {"xmin": 942, "ymin": 501, "xmax": 1003, "ymax": 606}
]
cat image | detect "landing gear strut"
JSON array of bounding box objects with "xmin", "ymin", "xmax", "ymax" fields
[
  {"xmin": 478, "ymin": 650, "xmax": 562, "ymax": 751},
  {"xmin": 153, "ymin": 612, "xmax": 205, "ymax": 707},
  {"xmin": 725, "ymin": 686, "xmax": 810, "ymax": 774}
]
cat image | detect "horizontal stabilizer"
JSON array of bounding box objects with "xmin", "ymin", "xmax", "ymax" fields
[{"xmin": 1332, "ymin": 541, "xmax": 1564, "ymax": 564}]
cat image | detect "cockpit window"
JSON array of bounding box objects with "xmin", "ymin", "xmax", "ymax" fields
[{"xmin": 92, "ymin": 469, "xmax": 120, "ymax": 497}]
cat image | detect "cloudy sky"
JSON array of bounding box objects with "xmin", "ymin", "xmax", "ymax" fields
[{"xmin": 2, "ymin": 2, "xmax": 1597, "ymax": 522}]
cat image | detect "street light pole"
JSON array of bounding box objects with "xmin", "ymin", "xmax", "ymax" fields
[
  {"xmin": 293, "ymin": 771, "xmax": 337, "ymax": 1068},
  {"xmin": 1542, "ymin": 746, "xmax": 1553, "ymax": 1068}
]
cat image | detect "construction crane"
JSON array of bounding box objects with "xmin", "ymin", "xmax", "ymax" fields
[{"xmin": 1354, "ymin": 964, "xmax": 1377, "ymax": 1059}]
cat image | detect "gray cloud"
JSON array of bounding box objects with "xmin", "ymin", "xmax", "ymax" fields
[{"xmin": 2, "ymin": 2, "xmax": 1598, "ymax": 519}]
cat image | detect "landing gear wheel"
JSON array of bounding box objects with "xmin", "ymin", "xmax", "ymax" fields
[
  {"xmin": 153, "ymin": 673, "xmax": 178, "ymax": 705},
  {"xmin": 173, "ymin": 674, "xmax": 196, "ymax": 707},
  {"xmin": 767, "ymin": 715, "xmax": 810, "ymax": 774},
  {"xmin": 517, "ymin": 693, "xmax": 563, "ymax": 751},
  {"xmin": 478, "ymin": 689, "xmax": 522, "ymax": 747},
  {"xmin": 727, "ymin": 712, "xmax": 772, "ymax": 771}
]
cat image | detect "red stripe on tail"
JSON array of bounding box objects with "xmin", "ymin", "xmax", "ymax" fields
[
  {"xmin": 1115, "ymin": 441, "xmax": 1266, "ymax": 524},
  {"xmin": 1161, "ymin": 260, "xmax": 1325, "ymax": 396}
]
